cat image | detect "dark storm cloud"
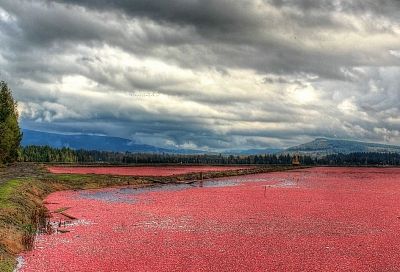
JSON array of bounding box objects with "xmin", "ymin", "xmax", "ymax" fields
[
  {"xmin": 3, "ymin": 0, "xmax": 400, "ymax": 78},
  {"xmin": 42, "ymin": 0, "xmax": 350, "ymax": 78},
  {"xmin": 1, "ymin": 0, "xmax": 400, "ymax": 149},
  {"xmin": 50, "ymin": 0, "xmax": 400, "ymax": 79}
]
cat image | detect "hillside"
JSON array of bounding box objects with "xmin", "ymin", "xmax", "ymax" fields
[
  {"xmin": 223, "ymin": 148, "xmax": 282, "ymax": 155},
  {"xmin": 22, "ymin": 130, "xmax": 400, "ymax": 157},
  {"xmin": 21, "ymin": 129, "xmax": 202, "ymax": 154},
  {"xmin": 284, "ymin": 138, "xmax": 400, "ymax": 156}
]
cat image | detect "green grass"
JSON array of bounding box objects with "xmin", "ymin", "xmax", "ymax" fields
[
  {"xmin": 0, "ymin": 179, "xmax": 27, "ymax": 272},
  {"xmin": 0, "ymin": 257, "xmax": 14, "ymax": 272},
  {"xmin": 0, "ymin": 179, "xmax": 23, "ymax": 206}
]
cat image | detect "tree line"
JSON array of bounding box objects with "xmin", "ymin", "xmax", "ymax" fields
[
  {"xmin": 18, "ymin": 145, "xmax": 400, "ymax": 166},
  {"xmin": 317, "ymin": 152, "xmax": 400, "ymax": 166},
  {"xmin": 19, "ymin": 146, "xmax": 316, "ymax": 165}
]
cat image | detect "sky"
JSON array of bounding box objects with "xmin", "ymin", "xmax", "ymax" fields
[{"xmin": 1, "ymin": 0, "xmax": 400, "ymax": 150}]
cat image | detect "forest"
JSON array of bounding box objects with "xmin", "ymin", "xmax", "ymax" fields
[{"xmin": 19, "ymin": 145, "xmax": 400, "ymax": 166}]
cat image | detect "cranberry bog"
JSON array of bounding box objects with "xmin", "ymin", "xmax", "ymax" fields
[
  {"xmin": 47, "ymin": 165, "xmax": 252, "ymax": 176},
  {"xmin": 18, "ymin": 167, "xmax": 400, "ymax": 271}
]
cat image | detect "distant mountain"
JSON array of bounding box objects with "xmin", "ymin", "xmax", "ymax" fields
[
  {"xmin": 284, "ymin": 138, "xmax": 400, "ymax": 157},
  {"xmin": 26, "ymin": 130, "xmax": 399, "ymax": 157},
  {"xmin": 223, "ymin": 148, "xmax": 282, "ymax": 155},
  {"xmin": 21, "ymin": 129, "xmax": 203, "ymax": 154}
]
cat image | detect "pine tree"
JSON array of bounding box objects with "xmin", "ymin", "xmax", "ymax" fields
[{"xmin": 0, "ymin": 81, "xmax": 22, "ymax": 164}]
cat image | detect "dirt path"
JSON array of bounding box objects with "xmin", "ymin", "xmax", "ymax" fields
[{"xmin": 0, "ymin": 163, "xmax": 47, "ymax": 184}]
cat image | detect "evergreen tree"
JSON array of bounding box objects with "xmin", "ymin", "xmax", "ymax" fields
[{"xmin": 0, "ymin": 81, "xmax": 22, "ymax": 164}]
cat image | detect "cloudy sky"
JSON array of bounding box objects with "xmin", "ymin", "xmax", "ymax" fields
[{"xmin": 1, "ymin": 0, "xmax": 400, "ymax": 150}]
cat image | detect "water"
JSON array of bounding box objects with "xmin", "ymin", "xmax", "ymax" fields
[{"xmin": 77, "ymin": 178, "xmax": 243, "ymax": 203}]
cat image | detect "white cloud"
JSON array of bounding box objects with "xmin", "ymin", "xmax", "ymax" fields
[{"xmin": 389, "ymin": 49, "xmax": 400, "ymax": 58}]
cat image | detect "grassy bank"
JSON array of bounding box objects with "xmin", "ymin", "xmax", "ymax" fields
[{"xmin": 0, "ymin": 164, "xmax": 307, "ymax": 271}]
